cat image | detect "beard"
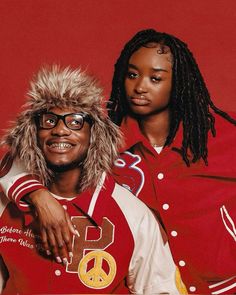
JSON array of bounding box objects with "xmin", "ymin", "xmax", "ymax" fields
[{"xmin": 46, "ymin": 158, "xmax": 83, "ymax": 173}]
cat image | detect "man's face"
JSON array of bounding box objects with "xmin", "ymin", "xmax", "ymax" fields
[{"xmin": 37, "ymin": 107, "xmax": 91, "ymax": 172}]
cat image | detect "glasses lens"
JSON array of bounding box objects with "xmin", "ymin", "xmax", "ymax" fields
[
  {"xmin": 65, "ymin": 114, "xmax": 84, "ymax": 130},
  {"xmin": 40, "ymin": 113, "xmax": 58, "ymax": 129}
]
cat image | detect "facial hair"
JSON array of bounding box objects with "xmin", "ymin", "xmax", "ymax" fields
[{"xmin": 46, "ymin": 158, "xmax": 83, "ymax": 173}]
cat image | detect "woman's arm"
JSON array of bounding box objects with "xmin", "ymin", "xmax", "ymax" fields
[{"xmin": 0, "ymin": 153, "xmax": 75, "ymax": 262}]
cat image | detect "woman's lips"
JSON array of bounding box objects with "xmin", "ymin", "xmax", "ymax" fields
[{"xmin": 129, "ymin": 96, "xmax": 149, "ymax": 106}]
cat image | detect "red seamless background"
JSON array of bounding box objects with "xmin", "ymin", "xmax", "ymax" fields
[{"xmin": 0, "ymin": 0, "xmax": 236, "ymax": 157}]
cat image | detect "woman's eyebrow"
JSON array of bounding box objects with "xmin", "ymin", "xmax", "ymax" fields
[{"xmin": 128, "ymin": 63, "xmax": 169, "ymax": 73}]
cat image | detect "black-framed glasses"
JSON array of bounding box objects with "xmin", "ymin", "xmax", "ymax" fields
[{"xmin": 35, "ymin": 112, "xmax": 93, "ymax": 130}]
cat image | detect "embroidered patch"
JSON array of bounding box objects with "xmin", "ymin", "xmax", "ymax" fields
[
  {"xmin": 114, "ymin": 151, "xmax": 144, "ymax": 196},
  {"xmin": 78, "ymin": 250, "xmax": 116, "ymax": 289}
]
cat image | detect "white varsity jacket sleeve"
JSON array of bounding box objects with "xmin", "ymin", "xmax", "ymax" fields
[
  {"xmin": 0, "ymin": 156, "xmax": 45, "ymax": 211},
  {"xmin": 112, "ymin": 183, "xmax": 186, "ymax": 294}
]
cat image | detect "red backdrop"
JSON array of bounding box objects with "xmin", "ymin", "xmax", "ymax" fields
[{"xmin": 1, "ymin": 0, "xmax": 236, "ymax": 157}]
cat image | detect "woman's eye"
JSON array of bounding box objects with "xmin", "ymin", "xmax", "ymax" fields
[
  {"xmin": 151, "ymin": 76, "xmax": 161, "ymax": 83},
  {"xmin": 126, "ymin": 71, "xmax": 138, "ymax": 79}
]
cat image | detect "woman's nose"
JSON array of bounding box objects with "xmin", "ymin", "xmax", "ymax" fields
[{"xmin": 134, "ymin": 78, "xmax": 148, "ymax": 93}]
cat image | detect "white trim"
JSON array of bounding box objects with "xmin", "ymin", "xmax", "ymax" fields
[
  {"xmin": 209, "ymin": 276, "xmax": 236, "ymax": 288},
  {"xmin": 211, "ymin": 282, "xmax": 236, "ymax": 294},
  {"xmin": 220, "ymin": 205, "xmax": 236, "ymax": 241},
  {"xmin": 13, "ymin": 183, "xmax": 43, "ymax": 201},
  {"xmin": 153, "ymin": 146, "xmax": 163, "ymax": 154},
  {"xmin": 87, "ymin": 172, "xmax": 106, "ymax": 217},
  {"xmin": 5, "ymin": 173, "xmax": 34, "ymax": 197},
  {"xmin": 9, "ymin": 178, "xmax": 39, "ymax": 198}
]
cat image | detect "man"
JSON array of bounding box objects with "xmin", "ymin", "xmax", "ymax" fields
[
  {"xmin": 1, "ymin": 29, "xmax": 236, "ymax": 294},
  {"xmin": 0, "ymin": 65, "xmax": 185, "ymax": 294}
]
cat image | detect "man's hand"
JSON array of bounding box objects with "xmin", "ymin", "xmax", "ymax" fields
[{"xmin": 25, "ymin": 189, "xmax": 76, "ymax": 263}]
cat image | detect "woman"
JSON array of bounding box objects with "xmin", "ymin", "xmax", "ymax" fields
[
  {"xmin": 107, "ymin": 29, "xmax": 236, "ymax": 294},
  {"xmin": 1, "ymin": 29, "xmax": 236, "ymax": 294}
]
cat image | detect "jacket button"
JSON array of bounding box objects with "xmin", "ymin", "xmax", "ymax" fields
[
  {"xmin": 162, "ymin": 203, "xmax": 169, "ymax": 210},
  {"xmin": 157, "ymin": 173, "xmax": 164, "ymax": 180},
  {"xmin": 189, "ymin": 286, "xmax": 196, "ymax": 292},
  {"xmin": 55, "ymin": 269, "xmax": 61, "ymax": 276},
  {"xmin": 179, "ymin": 260, "xmax": 186, "ymax": 267},
  {"xmin": 171, "ymin": 230, "xmax": 178, "ymax": 237}
]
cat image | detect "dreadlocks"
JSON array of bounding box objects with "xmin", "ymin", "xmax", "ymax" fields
[{"xmin": 108, "ymin": 28, "xmax": 236, "ymax": 166}]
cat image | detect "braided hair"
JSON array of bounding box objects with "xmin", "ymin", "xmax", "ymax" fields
[{"xmin": 108, "ymin": 29, "xmax": 236, "ymax": 166}]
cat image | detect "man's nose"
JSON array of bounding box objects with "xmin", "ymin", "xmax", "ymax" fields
[{"xmin": 51, "ymin": 119, "xmax": 71, "ymax": 136}]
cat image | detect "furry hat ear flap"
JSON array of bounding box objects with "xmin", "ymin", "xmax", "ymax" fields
[{"xmin": 2, "ymin": 65, "xmax": 123, "ymax": 191}]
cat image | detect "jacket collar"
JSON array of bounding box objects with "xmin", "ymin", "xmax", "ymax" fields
[
  {"xmin": 72, "ymin": 173, "xmax": 115, "ymax": 226},
  {"xmin": 120, "ymin": 116, "xmax": 149, "ymax": 152},
  {"xmin": 120, "ymin": 115, "xmax": 183, "ymax": 152},
  {"xmin": 24, "ymin": 173, "xmax": 116, "ymax": 227}
]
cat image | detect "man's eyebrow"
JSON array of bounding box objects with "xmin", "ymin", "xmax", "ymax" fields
[{"xmin": 127, "ymin": 63, "xmax": 169, "ymax": 72}]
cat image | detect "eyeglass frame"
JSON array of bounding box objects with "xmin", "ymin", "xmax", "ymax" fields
[{"xmin": 34, "ymin": 111, "xmax": 93, "ymax": 131}]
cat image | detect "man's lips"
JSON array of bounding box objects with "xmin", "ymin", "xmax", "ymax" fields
[{"xmin": 46, "ymin": 141, "xmax": 75, "ymax": 152}]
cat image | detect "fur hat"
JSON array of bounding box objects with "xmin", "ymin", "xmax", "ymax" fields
[{"xmin": 2, "ymin": 65, "xmax": 123, "ymax": 191}]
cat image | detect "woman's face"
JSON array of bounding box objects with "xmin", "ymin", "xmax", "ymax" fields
[{"xmin": 124, "ymin": 44, "xmax": 173, "ymax": 117}]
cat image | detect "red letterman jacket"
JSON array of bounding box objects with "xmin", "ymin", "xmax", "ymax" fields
[
  {"xmin": 1, "ymin": 113, "xmax": 235, "ymax": 294},
  {"xmin": 0, "ymin": 174, "xmax": 182, "ymax": 294},
  {"xmin": 112, "ymin": 114, "xmax": 236, "ymax": 294}
]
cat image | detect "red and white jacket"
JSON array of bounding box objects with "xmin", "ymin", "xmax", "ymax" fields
[
  {"xmin": 1, "ymin": 113, "xmax": 236, "ymax": 294},
  {"xmin": 0, "ymin": 174, "xmax": 183, "ymax": 294},
  {"xmin": 112, "ymin": 114, "xmax": 236, "ymax": 294}
]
